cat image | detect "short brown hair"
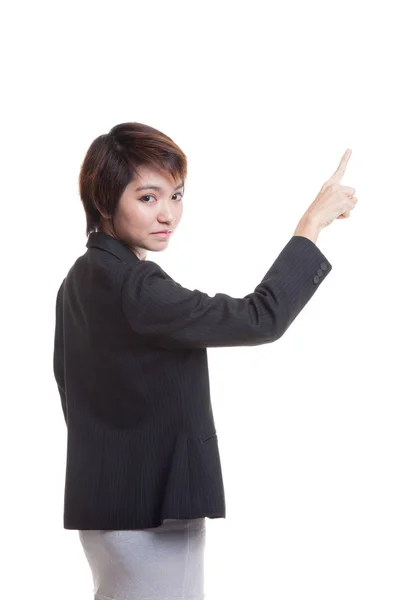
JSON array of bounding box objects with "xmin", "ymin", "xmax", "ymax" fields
[{"xmin": 79, "ymin": 122, "xmax": 188, "ymax": 236}]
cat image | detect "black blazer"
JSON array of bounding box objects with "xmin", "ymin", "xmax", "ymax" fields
[{"xmin": 53, "ymin": 231, "xmax": 332, "ymax": 530}]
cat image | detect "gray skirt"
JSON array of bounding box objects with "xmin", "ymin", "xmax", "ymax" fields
[{"xmin": 79, "ymin": 518, "xmax": 206, "ymax": 600}]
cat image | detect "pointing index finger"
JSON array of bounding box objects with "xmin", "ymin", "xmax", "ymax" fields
[{"xmin": 330, "ymin": 148, "xmax": 352, "ymax": 184}]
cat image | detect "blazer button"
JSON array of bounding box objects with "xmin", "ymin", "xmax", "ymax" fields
[
  {"xmin": 320, "ymin": 262, "xmax": 328, "ymax": 271},
  {"xmin": 317, "ymin": 268, "xmax": 323, "ymax": 277},
  {"xmin": 313, "ymin": 275, "xmax": 320, "ymax": 284}
]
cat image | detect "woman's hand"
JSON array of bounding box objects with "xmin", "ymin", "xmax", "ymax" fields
[{"xmin": 303, "ymin": 149, "xmax": 358, "ymax": 229}]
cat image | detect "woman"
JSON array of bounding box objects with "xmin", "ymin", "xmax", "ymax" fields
[{"xmin": 53, "ymin": 122, "xmax": 358, "ymax": 599}]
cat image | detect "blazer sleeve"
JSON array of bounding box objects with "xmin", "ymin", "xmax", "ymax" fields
[
  {"xmin": 53, "ymin": 281, "xmax": 67, "ymax": 424},
  {"xmin": 121, "ymin": 235, "xmax": 332, "ymax": 350}
]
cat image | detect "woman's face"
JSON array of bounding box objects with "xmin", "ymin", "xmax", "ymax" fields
[{"xmin": 99, "ymin": 165, "xmax": 184, "ymax": 261}]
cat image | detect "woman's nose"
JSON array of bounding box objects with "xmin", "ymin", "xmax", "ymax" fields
[{"xmin": 158, "ymin": 207, "xmax": 173, "ymax": 221}]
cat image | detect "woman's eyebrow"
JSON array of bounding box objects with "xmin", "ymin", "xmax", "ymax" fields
[{"xmin": 135, "ymin": 182, "xmax": 184, "ymax": 192}]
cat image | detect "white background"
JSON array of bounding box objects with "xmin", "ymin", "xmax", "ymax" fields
[{"xmin": 1, "ymin": 0, "xmax": 399, "ymax": 598}]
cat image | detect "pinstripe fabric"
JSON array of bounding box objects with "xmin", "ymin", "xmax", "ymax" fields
[{"xmin": 53, "ymin": 231, "xmax": 332, "ymax": 530}]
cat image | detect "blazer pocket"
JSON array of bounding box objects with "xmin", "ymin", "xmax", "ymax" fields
[{"xmin": 200, "ymin": 432, "xmax": 218, "ymax": 443}]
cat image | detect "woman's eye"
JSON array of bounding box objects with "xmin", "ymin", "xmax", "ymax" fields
[{"xmin": 139, "ymin": 192, "xmax": 183, "ymax": 203}]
